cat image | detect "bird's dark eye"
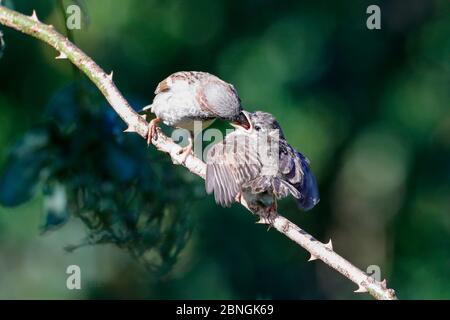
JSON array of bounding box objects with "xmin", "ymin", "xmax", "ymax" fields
[{"xmin": 254, "ymin": 125, "xmax": 261, "ymax": 131}]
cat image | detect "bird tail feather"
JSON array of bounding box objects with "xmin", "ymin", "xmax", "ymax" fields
[
  {"xmin": 243, "ymin": 176, "xmax": 299, "ymax": 199},
  {"xmin": 243, "ymin": 175, "xmax": 319, "ymax": 211},
  {"xmin": 295, "ymin": 170, "xmax": 320, "ymax": 211},
  {"xmin": 242, "ymin": 176, "xmax": 272, "ymax": 194}
]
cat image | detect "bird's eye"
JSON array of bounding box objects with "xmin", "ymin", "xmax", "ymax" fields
[{"xmin": 254, "ymin": 125, "xmax": 261, "ymax": 131}]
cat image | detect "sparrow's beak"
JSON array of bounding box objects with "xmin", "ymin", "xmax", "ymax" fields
[{"xmin": 231, "ymin": 111, "xmax": 252, "ymax": 132}]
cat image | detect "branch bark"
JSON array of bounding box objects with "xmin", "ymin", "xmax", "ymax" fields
[{"xmin": 0, "ymin": 5, "xmax": 397, "ymax": 300}]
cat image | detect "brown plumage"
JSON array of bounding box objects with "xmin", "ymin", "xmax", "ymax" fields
[
  {"xmin": 140, "ymin": 71, "xmax": 249, "ymax": 162},
  {"xmin": 206, "ymin": 111, "xmax": 319, "ymax": 219}
]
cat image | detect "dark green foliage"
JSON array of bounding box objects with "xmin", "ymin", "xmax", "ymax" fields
[
  {"xmin": 0, "ymin": 82, "xmax": 199, "ymax": 273},
  {"xmin": 0, "ymin": 130, "xmax": 49, "ymax": 206}
]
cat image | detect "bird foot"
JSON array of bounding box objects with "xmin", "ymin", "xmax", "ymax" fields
[
  {"xmin": 261, "ymin": 202, "xmax": 278, "ymax": 230},
  {"xmin": 146, "ymin": 117, "xmax": 161, "ymax": 145}
]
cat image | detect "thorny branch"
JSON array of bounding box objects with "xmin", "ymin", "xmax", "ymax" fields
[{"xmin": 0, "ymin": 5, "xmax": 397, "ymax": 300}]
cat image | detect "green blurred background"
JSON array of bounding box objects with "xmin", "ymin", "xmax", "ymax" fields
[{"xmin": 0, "ymin": 0, "xmax": 449, "ymax": 299}]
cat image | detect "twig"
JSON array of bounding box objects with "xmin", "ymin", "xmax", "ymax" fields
[
  {"xmin": 58, "ymin": 0, "xmax": 80, "ymax": 78},
  {"xmin": 0, "ymin": 5, "xmax": 397, "ymax": 300}
]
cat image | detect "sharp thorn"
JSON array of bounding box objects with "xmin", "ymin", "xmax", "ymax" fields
[
  {"xmin": 107, "ymin": 71, "xmax": 113, "ymax": 80},
  {"xmin": 381, "ymin": 279, "xmax": 387, "ymax": 289},
  {"xmin": 31, "ymin": 10, "xmax": 40, "ymax": 22},
  {"xmin": 255, "ymin": 218, "xmax": 269, "ymax": 225},
  {"xmin": 55, "ymin": 52, "xmax": 68, "ymax": 60},
  {"xmin": 354, "ymin": 285, "xmax": 368, "ymax": 293},
  {"xmin": 123, "ymin": 127, "xmax": 135, "ymax": 133},
  {"xmin": 308, "ymin": 254, "xmax": 318, "ymax": 262},
  {"xmin": 324, "ymin": 239, "xmax": 333, "ymax": 251}
]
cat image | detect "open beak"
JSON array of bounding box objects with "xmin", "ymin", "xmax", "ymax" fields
[{"xmin": 231, "ymin": 110, "xmax": 252, "ymax": 132}]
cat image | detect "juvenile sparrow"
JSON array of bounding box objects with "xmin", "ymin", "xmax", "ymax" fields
[
  {"xmin": 140, "ymin": 71, "xmax": 249, "ymax": 161},
  {"xmin": 205, "ymin": 111, "xmax": 319, "ymax": 220}
]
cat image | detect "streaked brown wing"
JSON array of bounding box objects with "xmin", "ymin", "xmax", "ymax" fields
[
  {"xmin": 154, "ymin": 78, "xmax": 170, "ymax": 94},
  {"xmin": 279, "ymin": 147, "xmax": 294, "ymax": 175},
  {"xmin": 278, "ymin": 142, "xmax": 304, "ymax": 199},
  {"xmin": 279, "ymin": 142, "xmax": 303, "ymax": 186},
  {"xmin": 197, "ymin": 77, "xmax": 241, "ymax": 119},
  {"xmin": 206, "ymin": 132, "xmax": 262, "ymax": 207},
  {"xmin": 242, "ymin": 140, "xmax": 301, "ymax": 200}
]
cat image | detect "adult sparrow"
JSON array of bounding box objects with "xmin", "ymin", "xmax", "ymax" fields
[
  {"xmin": 140, "ymin": 71, "xmax": 250, "ymax": 161},
  {"xmin": 205, "ymin": 111, "xmax": 319, "ymax": 220}
]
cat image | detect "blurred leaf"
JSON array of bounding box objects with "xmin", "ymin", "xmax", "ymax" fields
[
  {"xmin": 0, "ymin": 78, "xmax": 196, "ymax": 275},
  {"xmin": 104, "ymin": 144, "xmax": 138, "ymax": 182},
  {"xmin": 163, "ymin": 0, "xmax": 224, "ymax": 46},
  {"xmin": 40, "ymin": 182, "xmax": 70, "ymax": 233},
  {"xmin": 44, "ymin": 82, "xmax": 92, "ymax": 134},
  {"xmin": 0, "ymin": 132, "xmax": 49, "ymax": 207},
  {"xmin": 0, "ymin": 153, "xmax": 46, "ymax": 207}
]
